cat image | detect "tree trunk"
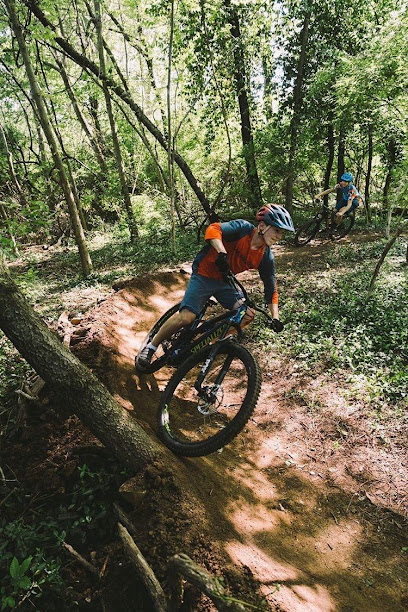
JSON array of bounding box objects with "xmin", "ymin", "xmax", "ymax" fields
[
  {"xmin": 167, "ymin": 0, "xmax": 176, "ymax": 253},
  {"xmin": 24, "ymin": 0, "xmax": 213, "ymax": 217},
  {"xmin": 323, "ymin": 117, "xmax": 335, "ymax": 208},
  {"xmin": 54, "ymin": 55, "xmax": 109, "ymax": 175},
  {"xmin": 262, "ymin": 54, "xmax": 274, "ymax": 121},
  {"xmin": 336, "ymin": 131, "xmax": 345, "ymax": 205},
  {"xmin": 285, "ymin": 9, "xmax": 311, "ymax": 214},
  {"xmin": 0, "ymin": 203, "xmax": 19, "ymax": 255},
  {"xmin": 364, "ymin": 125, "xmax": 373, "ymax": 221},
  {"xmin": 0, "ymin": 123, "xmax": 28, "ymax": 207},
  {"xmin": 0, "ymin": 254, "xmax": 157, "ymax": 472},
  {"xmin": 5, "ymin": 0, "xmax": 92, "ymax": 277},
  {"xmin": 93, "ymin": 0, "xmax": 138, "ymax": 242},
  {"xmin": 107, "ymin": 11, "xmax": 168, "ymax": 135},
  {"xmin": 224, "ymin": 0, "xmax": 262, "ymax": 210}
]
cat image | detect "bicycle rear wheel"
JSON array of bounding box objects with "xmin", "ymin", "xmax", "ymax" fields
[
  {"xmin": 331, "ymin": 213, "xmax": 355, "ymax": 240},
  {"xmin": 157, "ymin": 342, "xmax": 261, "ymax": 456},
  {"xmin": 135, "ymin": 303, "xmax": 181, "ymax": 373},
  {"xmin": 294, "ymin": 218, "xmax": 320, "ymax": 246}
]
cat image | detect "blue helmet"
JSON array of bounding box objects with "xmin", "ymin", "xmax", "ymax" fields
[
  {"xmin": 341, "ymin": 172, "xmax": 353, "ymax": 182},
  {"xmin": 256, "ymin": 204, "xmax": 295, "ymax": 232}
]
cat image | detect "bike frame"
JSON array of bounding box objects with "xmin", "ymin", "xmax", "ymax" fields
[{"xmin": 162, "ymin": 276, "xmax": 273, "ymax": 400}]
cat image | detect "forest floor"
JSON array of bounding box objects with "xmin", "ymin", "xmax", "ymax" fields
[{"xmin": 2, "ymin": 232, "xmax": 408, "ymax": 611}]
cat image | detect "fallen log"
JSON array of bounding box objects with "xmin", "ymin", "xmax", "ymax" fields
[{"xmin": 167, "ymin": 553, "xmax": 247, "ymax": 612}]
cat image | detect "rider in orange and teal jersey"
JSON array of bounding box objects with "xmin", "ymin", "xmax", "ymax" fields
[{"xmin": 136, "ymin": 205, "xmax": 295, "ymax": 368}]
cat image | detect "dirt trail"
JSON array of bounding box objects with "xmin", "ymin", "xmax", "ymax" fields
[{"xmin": 73, "ymin": 243, "xmax": 408, "ymax": 612}]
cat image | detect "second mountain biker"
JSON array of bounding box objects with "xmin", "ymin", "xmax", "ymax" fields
[
  {"xmin": 315, "ymin": 172, "xmax": 362, "ymax": 221},
  {"xmin": 136, "ymin": 204, "xmax": 295, "ymax": 369}
]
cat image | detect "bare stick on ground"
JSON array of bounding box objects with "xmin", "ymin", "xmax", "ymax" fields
[
  {"xmin": 62, "ymin": 542, "xmax": 100, "ymax": 579},
  {"xmin": 167, "ymin": 553, "xmax": 247, "ymax": 612},
  {"xmin": 118, "ymin": 523, "xmax": 167, "ymax": 612}
]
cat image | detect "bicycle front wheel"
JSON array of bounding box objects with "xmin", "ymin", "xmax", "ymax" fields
[
  {"xmin": 157, "ymin": 342, "xmax": 261, "ymax": 456},
  {"xmin": 331, "ymin": 213, "xmax": 355, "ymax": 240},
  {"xmin": 294, "ymin": 218, "xmax": 320, "ymax": 246}
]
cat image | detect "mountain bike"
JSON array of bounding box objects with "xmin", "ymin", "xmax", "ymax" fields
[
  {"xmin": 294, "ymin": 199, "xmax": 355, "ymax": 246},
  {"xmin": 135, "ymin": 276, "xmax": 281, "ymax": 457}
]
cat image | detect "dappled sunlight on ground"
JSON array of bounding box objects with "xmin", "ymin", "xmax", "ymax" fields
[
  {"xmin": 226, "ymin": 541, "xmax": 300, "ymax": 583},
  {"xmin": 266, "ymin": 583, "xmax": 336, "ymax": 612},
  {"xmin": 69, "ymin": 251, "xmax": 408, "ymax": 611}
]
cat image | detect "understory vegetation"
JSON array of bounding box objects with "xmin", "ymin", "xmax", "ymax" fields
[
  {"xmin": 1, "ymin": 222, "xmax": 407, "ymax": 609},
  {"xmin": 1, "ymin": 0, "xmax": 407, "ymax": 607}
]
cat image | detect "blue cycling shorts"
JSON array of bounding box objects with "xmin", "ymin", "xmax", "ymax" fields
[
  {"xmin": 336, "ymin": 197, "xmax": 359, "ymax": 213},
  {"xmin": 179, "ymin": 273, "xmax": 244, "ymax": 316}
]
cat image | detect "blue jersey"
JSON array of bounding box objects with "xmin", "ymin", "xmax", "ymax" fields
[{"xmin": 337, "ymin": 183, "xmax": 361, "ymax": 204}]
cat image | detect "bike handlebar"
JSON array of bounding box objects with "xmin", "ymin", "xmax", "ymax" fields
[{"xmin": 226, "ymin": 274, "xmax": 284, "ymax": 332}]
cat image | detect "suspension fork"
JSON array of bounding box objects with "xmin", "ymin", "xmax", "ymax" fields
[{"xmin": 193, "ymin": 340, "xmax": 235, "ymax": 395}]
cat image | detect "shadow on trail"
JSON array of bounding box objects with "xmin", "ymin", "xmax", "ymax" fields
[{"xmin": 71, "ymin": 262, "xmax": 407, "ymax": 612}]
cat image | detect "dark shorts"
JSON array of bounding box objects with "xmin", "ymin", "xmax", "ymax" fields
[
  {"xmin": 336, "ymin": 197, "xmax": 359, "ymax": 213},
  {"xmin": 179, "ymin": 273, "xmax": 244, "ymax": 316}
]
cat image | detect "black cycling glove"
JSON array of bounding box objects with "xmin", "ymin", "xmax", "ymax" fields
[
  {"xmin": 267, "ymin": 318, "xmax": 284, "ymax": 333},
  {"xmin": 215, "ymin": 252, "xmax": 231, "ymax": 282}
]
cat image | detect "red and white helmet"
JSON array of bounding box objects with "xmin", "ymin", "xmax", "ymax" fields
[{"xmin": 256, "ymin": 204, "xmax": 295, "ymax": 232}]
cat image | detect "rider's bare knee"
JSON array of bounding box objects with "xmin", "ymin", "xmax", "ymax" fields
[{"xmin": 178, "ymin": 308, "xmax": 196, "ymax": 327}]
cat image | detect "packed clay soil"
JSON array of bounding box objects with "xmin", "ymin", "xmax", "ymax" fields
[{"xmin": 4, "ymin": 235, "xmax": 408, "ymax": 611}]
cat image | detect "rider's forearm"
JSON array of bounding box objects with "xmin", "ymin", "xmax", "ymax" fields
[
  {"xmin": 316, "ymin": 186, "xmax": 335, "ymax": 198},
  {"xmin": 209, "ymin": 238, "xmax": 227, "ymax": 254}
]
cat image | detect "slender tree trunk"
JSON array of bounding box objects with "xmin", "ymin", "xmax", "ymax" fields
[
  {"xmin": 167, "ymin": 0, "xmax": 176, "ymax": 253},
  {"xmin": 262, "ymin": 54, "xmax": 274, "ymax": 121},
  {"xmin": 384, "ymin": 170, "xmax": 393, "ymax": 238},
  {"xmin": 0, "ymin": 254, "xmax": 157, "ymax": 471},
  {"xmin": 54, "ymin": 56, "xmax": 108, "ymax": 174},
  {"xmin": 224, "ymin": 0, "xmax": 262, "ymax": 209},
  {"xmin": 107, "ymin": 11, "xmax": 168, "ymax": 135},
  {"xmin": 0, "ymin": 123, "xmax": 27, "ymax": 207},
  {"xmin": 93, "ymin": 0, "xmax": 138, "ymax": 241},
  {"xmin": 37, "ymin": 57, "xmax": 88, "ymax": 231},
  {"xmin": 5, "ymin": 0, "xmax": 92, "ymax": 276},
  {"xmin": 336, "ymin": 131, "xmax": 346, "ymax": 205},
  {"xmin": 24, "ymin": 0, "xmax": 213, "ymax": 217},
  {"xmin": 365, "ymin": 125, "xmax": 373, "ymax": 221},
  {"xmin": 0, "ymin": 203, "xmax": 19, "ymax": 255},
  {"xmin": 323, "ymin": 117, "xmax": 335, "ymax": 208},
  {"xmin": 285, "ymin": 9, "xmax": 311, "ymax": 214}
]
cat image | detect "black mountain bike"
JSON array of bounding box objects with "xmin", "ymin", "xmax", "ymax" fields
[
  {"xmin": 135, "ymin": 277, "xmax": 281, "ymax": 457},
  {"xmin": 294, "ymin": 199, "xmax": 355, "ymax": 246}
]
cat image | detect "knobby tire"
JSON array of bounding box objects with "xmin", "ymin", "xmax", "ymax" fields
[
  {"xmin": 294, "ymin": 218, "xmax": 320, "ymax": 246},
  {"xmin": 331, "ymin": 213, "xmax": 355, "ymax": 240},
  {"xmin": 157, "ymin": 342, "xmax": 262, "ymax": 456}
]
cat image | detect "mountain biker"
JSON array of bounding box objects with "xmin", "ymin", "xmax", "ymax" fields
[
  {"xmin": 136, "ymin": 204, "xmax": 295, "ymax": 368},
  {"xmin": 315, "ymin": 172, "xmax": 362, "ymax": 220}
]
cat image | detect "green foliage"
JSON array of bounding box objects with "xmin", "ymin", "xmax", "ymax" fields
[
  {"xmin": 0, "ymin": 459, "xmax": 129, "ymax": 609},
  {"xmin": 254, "ymin": 239, "xmax": 408, "ymax": 408},
  {"xmin": 0, "ymin": 335, "xmax": 31, "ymax": 405},
  {"xmin": 0, "ymin": 521, "xmax": 63, "ymax": 610},
  {"xmin": 60, "ymin": 462, "xmax": 126, "ymax": 545}
]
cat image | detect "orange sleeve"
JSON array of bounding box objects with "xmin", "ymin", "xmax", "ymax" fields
[
  {"xmin": 272, "ymin": 290, "xmax": 279, "ymax": 305},
  {"xmin": 204, "ymin": 222, "xmax": 222, "ymax": 241}
]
